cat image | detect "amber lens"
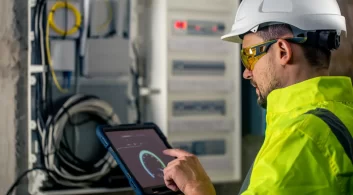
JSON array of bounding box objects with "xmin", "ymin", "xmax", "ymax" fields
[
  {"xmin": 241, "ymin": 47, "xmax": 266, "ymax": 71},
  {"xmin": 240, "ymin": 50, "xmax": 250, "ymax": 69}
]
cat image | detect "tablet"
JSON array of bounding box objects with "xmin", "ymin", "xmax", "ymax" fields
[{"xmin": 96, "ymin": 123, "xmax": 180, "ymax": 195}]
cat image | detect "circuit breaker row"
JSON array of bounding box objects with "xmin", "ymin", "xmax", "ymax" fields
[{"xmin": 145, "ymin": 0, "xmax": 241, "ymax": 182}]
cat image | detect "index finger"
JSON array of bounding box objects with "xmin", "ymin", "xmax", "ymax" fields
[{"xmin": 163, "ymin": 149, "xmax": 193, "ymax": 158}]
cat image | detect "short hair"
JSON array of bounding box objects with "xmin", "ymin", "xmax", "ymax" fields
[{"xmin": 256, "ymin": 24, "xmax": 331, "ymax": 68}]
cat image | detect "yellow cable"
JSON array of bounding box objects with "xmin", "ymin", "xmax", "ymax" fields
[
  {"xmin": 96, "ymin": 0, "xmax": 113, "ymax": 33},
  {"xmin": 46, "ymin": 16, "xmax": 68, "ymax": 94},
  {"xmin": 49, "ymin": 1, "xmax": 82, "ymax": 36},
  {"xmin": 46, "ymin": 1, "xmax": 82, "ymax": 93}
]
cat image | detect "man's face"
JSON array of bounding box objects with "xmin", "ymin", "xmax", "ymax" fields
[{"xmin": 242, "ymin": 33, "xmax": 283, "ymax": 109}]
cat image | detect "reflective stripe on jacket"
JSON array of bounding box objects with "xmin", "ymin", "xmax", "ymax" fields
[{"xmin": 241, "ymin": 76, "xmax": 353, "ymax": 195}]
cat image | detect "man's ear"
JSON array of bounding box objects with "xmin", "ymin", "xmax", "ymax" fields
[{"xmin": 276, "ymin": 39, "xmax": 292, "ymax": 66}]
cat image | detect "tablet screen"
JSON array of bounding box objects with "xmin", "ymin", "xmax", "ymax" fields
[{"xmin": 106, "ymin": 129, "xmax": 175, "ymax": 188}]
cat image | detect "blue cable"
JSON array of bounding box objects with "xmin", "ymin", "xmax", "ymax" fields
[{"xmin": 62, "ymin": 71, "xmax": 72, "ymax": 89}]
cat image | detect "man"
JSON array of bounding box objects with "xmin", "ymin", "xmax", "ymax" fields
[{"xmin": 162, "ymin": 0, "xmax": 353, "ymax": 194}]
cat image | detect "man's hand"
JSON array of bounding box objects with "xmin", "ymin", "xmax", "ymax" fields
[{"xmin": 163, "ymin": 149, "xmax": 216, "ymax": 195}]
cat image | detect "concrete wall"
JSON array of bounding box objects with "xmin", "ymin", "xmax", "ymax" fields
[
  {"xmin": 14, "ymin": 0, "xmax": 29, "ymax": 194},
  {"xmin": 0, "ymin": 0, "xmax": 20, "ymax": 194},
  {"xmin": 0, "ymin": 0, "xmax": 28, "ymax": 194}
]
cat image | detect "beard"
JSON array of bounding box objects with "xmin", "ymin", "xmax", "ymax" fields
[
  {"xmin": 253, "ymin": 58, "xmax": 283, "ymax": 109},
  {"xmin": 255, "ymin": 76, "xmax": 283, "ymax": 109},
  {"xmin": 257, "ymin": 88, "xmax": 267, "ymax": 109}
]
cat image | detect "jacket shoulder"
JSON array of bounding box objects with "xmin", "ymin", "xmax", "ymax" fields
[{"xmin": 274, "ymin": 111, "xmax": 330, "ymax": 136}]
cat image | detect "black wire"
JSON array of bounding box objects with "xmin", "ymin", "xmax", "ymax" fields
[
  {"xmin": 32, "ymin": 0, "xmax": 55, "ymax": 165},
  {"xmin": 32, "ymin": 6, "xmax": 41, "ymax": 65},
  {"xmin": 58, "ymin": 142, "xmax": 94, "ymax": 173},
  {"xmin": 64, "ymin": 0, "xmax": 68, "ymax": 39},
  {"xmin": 33, "ymin": 0, "xmax": 45, "ymax": 43},
  {"xmin": 35, "ymin": 74, "xmax": 47, "ymax": 165},
  {"xmin": 6, "ymin": 167, "xmax": 51, "ymax": 195},
  {"xmin": 75, "ymin": 41, "xmax": 80, "ymax": 92},
  {"xmin": 123, "ymin": 0, "xmax": 130, "ymax": 39},
  {"xmin": 108, "ymin": 0, "xmax": 117, "ymax": 38},
  {"xmin": 36, "ymin": 0, "xmax": 52, "ymax": 113},
  {"xmin": 34, "ymin": 0, "xmax": 53, "ymax": 116},
  {"xmin": 131, "ymin": 67, "xmax": 141, "ymax": 124},
  {"xmin": 131, "ymin": 42, "xmax": 141, "ymax": 123},
  {"xmin": 36, "ymin": 0, "xmax": 47, "ymax": 48}
]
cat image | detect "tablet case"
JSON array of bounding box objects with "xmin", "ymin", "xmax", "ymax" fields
[{"xmin": 96, "ymin": 123, "xmax": 179, "ymax": 195}]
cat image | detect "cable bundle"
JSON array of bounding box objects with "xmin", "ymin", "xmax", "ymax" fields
[
  {"xmin": 29, "ymin": 0, "xmax": 125, "ymax": 189},
  {"xmin": 37, "ymin": 94, "xmax": 120, "ymax": 187}
]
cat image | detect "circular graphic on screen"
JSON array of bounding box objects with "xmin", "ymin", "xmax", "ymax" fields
[{"xmin": 139, "ymin": 150, "xmax": 166, "ymax": 178}]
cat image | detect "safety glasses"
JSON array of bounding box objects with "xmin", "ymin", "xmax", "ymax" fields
[{"xmin": 241, "ymin": 37, "xmax": 307, "ymax": 71}]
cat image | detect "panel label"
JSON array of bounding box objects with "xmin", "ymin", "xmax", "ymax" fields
[
  {"xmin": 172, "ymin": 60, "xmax": 225, "ymax": 76},
  {"xmin": 173, "ymin": 100, "xmax": 226, "ymax": 116}
]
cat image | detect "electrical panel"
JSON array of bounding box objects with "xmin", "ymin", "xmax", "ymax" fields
[
  {"xmin": 84, "ymin": 37, "xmax": 131, "ymax": 77},
  {"xmin": 145, "ymin": 0, "xmax": 241, "ymax": 183},
  {"xmin": 89, "ymin": 0, "xmax": 118, "ymax": 37},
  {"xmin": 27, "ymin": 0, "xmax": 133, "ymax": 194},
  {"xmin": 84, "ymin": 0, "xmax": 132, "ymax": 78},
  {"xmin": 51, "ymin": 40, "xmax": 76, "ymax": 71},
  {"xmin": 89, "ymin": 0, "xmax": 130, "ymax": 38}
]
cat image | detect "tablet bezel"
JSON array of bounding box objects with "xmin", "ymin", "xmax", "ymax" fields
[{"xmin": 98, "ymin": 123, "xmax": 177, "ymax": 195}]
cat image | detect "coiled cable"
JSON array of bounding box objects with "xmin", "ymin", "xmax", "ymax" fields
[
  {"xmin": 48, "ymin": 1, "xmax": 82, "ymax": 36},
  {"xmin": 39, "ymin": 94, "xmax": 119, "ymax": 187}
]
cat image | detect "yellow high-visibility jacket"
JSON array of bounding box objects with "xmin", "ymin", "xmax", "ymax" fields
[{"xmin": 241, "ymin": 76, "xmax": 353, "ymax": 195}]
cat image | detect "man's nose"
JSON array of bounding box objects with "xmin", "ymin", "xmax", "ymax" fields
[{"xmin": 243, "ymin": 68, "xmax": 252, "ymax": 79}]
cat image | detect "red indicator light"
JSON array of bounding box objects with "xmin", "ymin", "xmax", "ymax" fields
[
  {"xmin": 174, "ymin": 21, "xmax": 187, "ymax": 29},
  {"xmin": 212, "ymin": 26, "xmax": 218, "ymax": 32},
  {"xmin": 195, "ymin": 25, "xmax": 201, "ymax": 31}
]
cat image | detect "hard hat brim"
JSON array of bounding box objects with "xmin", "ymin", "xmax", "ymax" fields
[{"xmin": 221, "ymin": 32, "xmax": 243, "ymax": 43}]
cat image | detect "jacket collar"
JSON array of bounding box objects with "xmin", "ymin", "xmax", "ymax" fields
[{"xmin": 267, "ymin": 76, "xmax": 353, "ymax": 114}]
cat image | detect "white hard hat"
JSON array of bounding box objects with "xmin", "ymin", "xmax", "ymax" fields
[{"xmin": 221, "ymin": 0, "xmax": 347, "ymax": 43}]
